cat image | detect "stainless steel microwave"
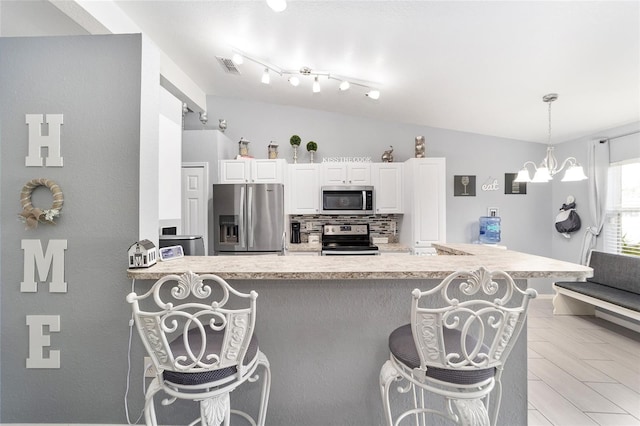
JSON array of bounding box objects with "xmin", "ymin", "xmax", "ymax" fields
[{"xmin": 321, "ymin": 186, "xmax": 374, "ymax": 215}]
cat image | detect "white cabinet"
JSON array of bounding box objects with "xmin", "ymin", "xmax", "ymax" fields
[
  {"xmin": 400, "ymin": 158, "xmax": 446, "ymax": 247},
  {"xmin": 286, "ymin": 164, "xmax": 321, "ymax": 214},
  {"xmin": 322, "ymin": 163, "xmax": 371, "ymax": 185},
  {"xmin": 219, "ymin": 159, "xmax": 286, "ymax": 183},
  {"xmin": 372, "ymin": 163, "xmax": 403, "ymax": 214}
]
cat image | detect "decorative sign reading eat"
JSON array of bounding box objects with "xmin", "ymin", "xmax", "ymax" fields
[{"xmin": 481, "ymin": 177, "xmax": 500, "ymax": 191}]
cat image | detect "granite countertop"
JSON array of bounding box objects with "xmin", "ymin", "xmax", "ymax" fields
[
  {"xmin": 286, "ymin": 242, "xmax": 322, "ymax": 253},
  {"xmin": 128, "ymin": 243, "xmax": 592, "ymax": 281}
]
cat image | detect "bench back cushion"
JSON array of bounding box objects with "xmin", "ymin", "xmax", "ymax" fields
[{"xmin": 588, "ymin": 251, "xmax": 640, "ymax": 295}]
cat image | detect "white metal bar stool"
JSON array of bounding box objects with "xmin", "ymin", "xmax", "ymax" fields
[
  {"xmin": 127, "ymin": 271, "xmax": 271, "ymax": 426},
  {"xmin": 380, "ymin": 267, "xmax": 536, "ymax": 426}
]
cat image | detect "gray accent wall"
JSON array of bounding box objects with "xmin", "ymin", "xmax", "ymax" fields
[
  {"xmin": 0, "ymin": 34, "xmax": 152, "ymax": 422},
  {"xmin": 185, "ymin": 96, "xmax": 553, "ymax": 254}
]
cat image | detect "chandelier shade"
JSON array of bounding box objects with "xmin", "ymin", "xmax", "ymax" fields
[{"xmin": 514, "ymin": 94, "xmax": 587, "ymax": 183}]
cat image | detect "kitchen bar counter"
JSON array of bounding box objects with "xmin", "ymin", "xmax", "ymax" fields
[
  {"xmin": 126, "ymin": 244, "xmax": 590, "ymax": 425},
  {"xmin": 127, "ymin": 243, "xmax": 592, "ymax": 280}
]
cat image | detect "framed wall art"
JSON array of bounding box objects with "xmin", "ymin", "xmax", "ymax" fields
[
  {"xmin": 454, "ymin": 175, "xmax": 476, "ymax": 196},
  {"xmin": 505, "ymin": 173, "xmax": 527, "ymax": 194}
]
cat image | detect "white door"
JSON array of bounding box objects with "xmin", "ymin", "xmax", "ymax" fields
[{"xmin": 181, "ymin": 165, "xmax": 208, "ymax": 254}]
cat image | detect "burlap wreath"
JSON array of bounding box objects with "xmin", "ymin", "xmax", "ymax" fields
[{"xmin": 19, "ymin": 178, "xmax": 64, "ymax": 229}]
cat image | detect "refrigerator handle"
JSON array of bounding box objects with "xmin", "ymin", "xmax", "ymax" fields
[
  {"xmin": 247, "ymin": 185, "xmax": 254, "ymax": 248},
  {"xmin": 239, "ymin": 186, "xmax": 246, "ymax": 248}
]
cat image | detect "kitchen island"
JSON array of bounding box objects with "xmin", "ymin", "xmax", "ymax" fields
[{"xmin": 127, "ymin": 244, "xmax": 591, "ymax": 426}]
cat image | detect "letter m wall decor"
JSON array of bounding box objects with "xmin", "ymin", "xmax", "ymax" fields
[{"xmin": 21, "ymin": 239, "xmax": 67, "ymax": 293}]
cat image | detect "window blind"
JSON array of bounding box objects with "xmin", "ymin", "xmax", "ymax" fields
[{"xmin": 604, "ymin": 161, "xmax": 640, "ymax": 257}]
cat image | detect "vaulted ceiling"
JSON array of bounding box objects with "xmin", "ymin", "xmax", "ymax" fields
[{"xmin": 2, "ymin": 0, "xmax": 639, "ymax": 144}]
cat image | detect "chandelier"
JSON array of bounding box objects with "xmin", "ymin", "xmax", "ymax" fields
[
  {"xmin": 229, "ymin": 48, "xmax": 381, "ymax": 100},
  {"xmin": 514, "ymin": 94, "xmax": 587, "ymax": 183}
]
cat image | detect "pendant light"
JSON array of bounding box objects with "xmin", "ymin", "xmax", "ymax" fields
[{"xmin": 515, "ymin": 94, "xmax": 588, "ymax": 183}]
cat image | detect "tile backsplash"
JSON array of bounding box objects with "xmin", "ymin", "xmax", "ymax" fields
[{"xmin": 290, "ymin": 214, "xmax": 401, "ymax": 243}]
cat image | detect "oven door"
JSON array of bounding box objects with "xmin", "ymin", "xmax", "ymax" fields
[
  {"xmin": 321, "ymin": 186, "xmax": 374, "ymax": 215},
  {"xmin": 321, "ymin": 250, "xmax": 380, "ymax": 256}
]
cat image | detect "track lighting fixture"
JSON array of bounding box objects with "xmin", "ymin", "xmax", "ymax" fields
[{"xmin": 229, "ymin": 47, "xmax": 381, "ymax": 99}]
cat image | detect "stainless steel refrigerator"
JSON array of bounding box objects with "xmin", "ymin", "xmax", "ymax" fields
[{"xmin": 212, "ymin": 183, "xmax": 284, "ymax": 255}]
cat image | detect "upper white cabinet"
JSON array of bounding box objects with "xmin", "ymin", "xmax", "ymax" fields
[
  {"xmin": 219, "ymin": 159, "xmax": 286, "ymax": 183},
  {"xmin": 372, "ymin": 163, "xmax": 404, "ymax": 214},
  {"xmin": 400, "ymin": 158, "xmax": 446, "ymax": 247},
  {"xmin": 321, "ymin": 163, "xmax": 371, "ymax": 185},
  {"xmin": 287, "ymin": 164, "xmax": 321, "ymax": 214}
]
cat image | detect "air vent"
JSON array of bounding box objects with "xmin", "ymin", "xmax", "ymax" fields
[{"xmin": 216, "ymin": 56, "xmax": 241, "ymax": 75}]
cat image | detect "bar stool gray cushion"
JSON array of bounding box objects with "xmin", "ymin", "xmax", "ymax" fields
[
  {"xmin": 389, "ymin": 324, "xmax": 495, "ymax": 385},
  {"xmin": 163, "ymin": 327, "xmax": 259, "ymax": 386}
]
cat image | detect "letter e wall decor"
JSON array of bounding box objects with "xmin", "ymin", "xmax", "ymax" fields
[{"xmin": 26, "ymin": 315, "xmax": 61, "ymax": 369}]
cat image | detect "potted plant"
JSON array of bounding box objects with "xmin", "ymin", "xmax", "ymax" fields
[
  {"xmin": 290, "ymin": 134, "xmax": 301, "ymax": 163},
  {"xmin": 306, "ymin": 141, "xmax": 318, "ymax": 163}
]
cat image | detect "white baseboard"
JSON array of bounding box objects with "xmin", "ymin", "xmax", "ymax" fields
[{"xmin": 595, "ymin": 310, "xmax": 640, "ymax": 333}]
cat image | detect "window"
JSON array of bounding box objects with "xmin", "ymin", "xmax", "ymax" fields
[{"xmin": 604, "ymin": 160, "xmax": 640, "ymax": 256}]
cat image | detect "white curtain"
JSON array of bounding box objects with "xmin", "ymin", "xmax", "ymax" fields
[{"xmin": 579, "ymin": 140, "xmax": 610, "ymax": 264}]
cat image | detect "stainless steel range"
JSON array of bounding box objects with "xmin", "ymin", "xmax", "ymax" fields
[{"xmin": 321, "ymin": 224, "xmax": 379, "ymax": 256}]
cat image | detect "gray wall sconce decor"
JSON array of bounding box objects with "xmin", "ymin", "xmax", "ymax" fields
[
  {"xmin": 454, "ymin": 175, "xmax": 476, "ymax": 196},
  {"xmin": 505, "ymin": 173, "xmax": 527, "ymax": 194}
]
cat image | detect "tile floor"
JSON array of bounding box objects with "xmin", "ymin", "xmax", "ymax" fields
[{"xmin": 527, "ymin": 296, "xmax": 640, "ymax": 426}]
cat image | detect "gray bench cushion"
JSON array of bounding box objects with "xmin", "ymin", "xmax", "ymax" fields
[
  {"xmin": 389, "ymin": 324, "xmax": 495, "ymax": 385},
  {"xmin": 554, "ymin": 280, "xmax": 640, "ymax": 312},
  {"xmin": 588, "ymin": 251, "xmax": 640, "ymax": 295},
  {"xmin": 162, "ymin": 327, "xmax": 259, "ymax": 386}
]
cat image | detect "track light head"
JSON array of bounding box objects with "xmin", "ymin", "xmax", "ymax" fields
[
  {"xmin": 231, "ymin": 53, "xmax": 244, "ymax": 65},
  {"xmin": 266, "ymin": 0, "xmax": 287, "ymax": 12},
  {"xmin": 261, "ymin": 68, "xmax": 270, "ymax": 84},
  {"xmin": 366, "ymin": 90, "xmax": 380, "ymax": 100},
  {"xmin": 313, "ymin": 76, "xmax": 321, "ymax": 93}
]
